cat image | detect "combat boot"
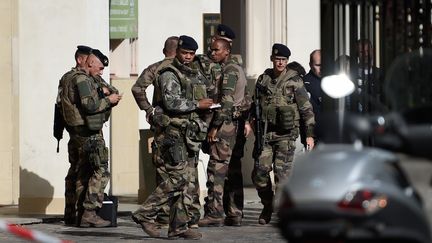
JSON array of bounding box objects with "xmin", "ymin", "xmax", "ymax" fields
[
  {"xmin": 224, "ymin": 216, "xmax": 242, "ymax": 226},
  {"xmin": 131, "ymin": 215, "xmax": 160, "ymax": 238},
  {"xmin": 258, "ymin": 206, "xmax": 273, "ymax": 225},
  {"xmin": 80, "ymin": 210, "xmax": 111, "ymax": 228},
  {"xmin": 168, "ymin": 229, "xmax": 202, "ymax": 240},
  {"xmin": 64, "ymin": 206, "xmax": 76, "ymax": 226},
  {"xmin": 198, "ymin": 216, "xmax": 224, "ymax": 227},
  {"xmin": 188, "ymin": 221, "xmax": 199, "ymax": 229}
]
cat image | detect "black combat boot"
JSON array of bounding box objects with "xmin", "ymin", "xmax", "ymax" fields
[
  {"xmin": 224, "ymin": 216, "xmax": 242, "ymax": 226},
  {"xmin": 63, "ymin": 207, "xmax": 76, "ymax": 226},
  {"xmin": 258, "ymin": 205, "xmax": 273, "ymax": 225}
]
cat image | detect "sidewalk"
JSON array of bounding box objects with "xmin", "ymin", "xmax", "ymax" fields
[
  {"xmin": 0, "ymin": 188, "xmax": 263, "ymax": 225},
  {"xmin": 0, "ymin": 188, "xmax": 285, "ymax": 243}
]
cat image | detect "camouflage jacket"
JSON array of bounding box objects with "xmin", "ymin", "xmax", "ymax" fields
[
  {"xmin": 211, "ymin": 56, "xmax": 251, "ymax": 127},
  {"xmin": 157, "ymin": 58, "xmax": 208, "ymax": 117},
  {"xmin": 96, "ymin": 76, "xmax": 119, "ymax": 95},
  {"xmin": 131, "ymin": 57, "xmax": 174, "ymax": 112},
  {"xmin": 255, "ymin": 68, "xmax": 315, "ymax": 137}
]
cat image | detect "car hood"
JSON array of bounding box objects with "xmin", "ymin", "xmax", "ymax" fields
[{"xmin": 284, "ymin": 144, "xmax": 399, "ymax": 204}]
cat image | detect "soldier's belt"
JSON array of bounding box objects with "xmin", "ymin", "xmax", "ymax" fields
[{"xmin": 69, "ymin": 125, "xmax": 101, "ymax": 137}]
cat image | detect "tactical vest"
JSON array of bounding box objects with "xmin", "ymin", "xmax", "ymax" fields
[
  {"xmin": 220, "ymin": 58, "xmax": 251, "ymax": 120},
  {"xmin": 61, "ymin": 71, "xmax": 108, "ymax": 131},
  {"xmin": 59, "ymin": 69, "xmax": 86, "ymax": 127},
  {"xmin": 156, "ymin": 59, "xmax": 208, "ymax": 120},
  {"xmin": 224, "ymin": 61, "xmax": 250, "ymax": 109},
  {"xmin": 257, "ymin": 69, "xmax": 301, "ymax": 131},
  {"xmin": 152, "ymin": 58, "xmax": 174, "ymax": 107},
  {"xmin": 82, "ymin": 75, "xmax": 109, "ymax": 131},
  {"xmin": 155, "ymin": 59, "xmax": 209, "ymax": 152}
]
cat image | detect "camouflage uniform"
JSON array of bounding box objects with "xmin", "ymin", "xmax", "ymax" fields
[
  {"xmin": 132, "ymin": 57, "xmax": 209, "ymax": 237},
  {"xmin": 203, "ymin": 56, "xmax": 251, "ymax": 221},
  {"xmin": 56, "ymin": 67, "xmax": 80, "ymax": 224},
  {"xmin": 132, "ymin": 57, "xmax": 174, "ymax": 114},
  {"xmin": 59, "ymin": 69, "xmax": 113, "ymax": 224},
  {"xmin": 252, "ymin": 68, "xmax": 315, "ymax": 211},
  {"xmin": 132, "ymin": 56, "xmax": 203, "ymax": 226},
  {"xmin": 131, "ymin": 57, "xmax": 174, "ymax": 225}
]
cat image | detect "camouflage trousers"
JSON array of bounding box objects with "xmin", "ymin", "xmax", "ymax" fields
[
  {"xmin": 204, "ymin": 120, "xmax": 245, "ymax": 219},
  {"xmin": 152, "ymin": 131, "xmax": 201, "ymax": 226},
  {"xmin": 252, "ymin": 129, "xmax": 298, "ymax": 207},
  {"xmin": 71, "ymin": 133, "xmax": 110, "ymax": 217},
  {"xmin": 133, "ymin": 127, "xmax": 192, "ymax": 235},
  {"xmin": 64, "ymin": 136, "xmax": 79, "ymax": 223}
]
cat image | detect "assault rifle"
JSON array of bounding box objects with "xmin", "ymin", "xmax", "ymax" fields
[
  {"xmin": 252, "ymin": 83, "xmax": 265, "ymax": 160},
  {"xmin": 53, "ymin": 104, "xmax": 65, "ymax": 153},
  {"xmin": 253, "ymin": 83, "xmax": 272, "ymax": 161}
]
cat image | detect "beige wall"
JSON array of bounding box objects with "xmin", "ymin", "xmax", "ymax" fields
[
  {"xmin": 18, "ymin": 0, "xmax": 110, "ymax": 214},
  {"xmin": 110, "ymin": 79, "xmax": 139, "ymax": 195},
  {"xmin": 0, "ymin": 0, "xmax": 19, "ymax": 205},
  {"xmin": 245, "ymin": 0, "xmax": 320, "ymax": 78}
]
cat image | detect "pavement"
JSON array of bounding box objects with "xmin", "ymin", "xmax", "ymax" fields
[{"xmin": 0, "ymin": 187, "xmax": 286, "ymax": 243}]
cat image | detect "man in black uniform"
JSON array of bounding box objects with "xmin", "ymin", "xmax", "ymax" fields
[{"xmin": 301, "ymin": 49, "xmax": 321, "ymax": 148}]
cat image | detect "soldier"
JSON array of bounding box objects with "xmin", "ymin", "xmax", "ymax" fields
[
  {"xmin": 131, "ymin": 36, "xmax": 178, "ymax": 227},
  {"xmin": 196, "ymin": 24, "xmax": 236, "ymax": 86},
  {"xmin": 251, "ymin": 43, "xmax": 315, "ymax": 225},
  {"xmin": 59, "ymin": 48, "xmax": 122, "ymax": 227},
  {"xmin": 131, "ymin": 35, "xmax": 213, "ymax": 240},
  {"xmin": 132, "ymin": 36, "xmax": 202, "ymax": 228},
  {"xmin": 199, "ymin": 38, "xmax": 252, "ymax": 227},
  {"xmin": 132, "ymin": 36, "xmax": 178, "ymax": 122},
  {"xmin": 55, "ymin": 45, "xmax": 92, "ymax": 225}
]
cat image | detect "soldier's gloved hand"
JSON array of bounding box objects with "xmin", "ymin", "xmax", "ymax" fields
[{"xmin": 197, "ymin": 98, "xmax": 214, "ymax": 110}]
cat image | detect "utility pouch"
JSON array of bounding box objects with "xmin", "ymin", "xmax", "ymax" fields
[
  {"xmin": 152, "ymin": 106, "xmax": 170, "ymax": 128},
  {"xmin": 193, "ymin": 84, "xmax": 207, "ymax": 100},
  {"xmin": 277, "ymin": 105, "xmax": 295, "ymax": 130},
  {"xmin": 84, "ymin": 136, "xmax": 108, "ymax": 168},
  {"xmin": 167, "ymin": 139, "xmax": 187, "ymax": 166},
  {"xmin": 152, "ymin": 113, "xmax": 171, "ymax": 127},
  {"xmin": 185, "ymin": 118, "xmax": 208, "ymax": 152},
  {"xmin": 263, "ymin": 105, "xmax": 277, "ymax": 126},
  {"xmin": 85, "ymin": 113, "xmax": 104, "ymax": 131}
]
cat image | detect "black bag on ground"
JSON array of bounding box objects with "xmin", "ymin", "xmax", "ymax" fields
[{"xmin": 97, "ymin": 193, "xmax": 118, "ymax": 227}]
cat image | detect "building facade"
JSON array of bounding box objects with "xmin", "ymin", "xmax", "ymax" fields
[{"xmin": 0, "ymin": 0, "xmax": 319, "ymax": 214}]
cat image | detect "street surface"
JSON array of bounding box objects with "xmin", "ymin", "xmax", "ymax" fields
[
  {"xmin": 0, "ymin": 188, "xmax": 285, "ymax": 243},
  {"xmin": 1, "ymin": 154, "xmax": 432, "ymax": 243}
]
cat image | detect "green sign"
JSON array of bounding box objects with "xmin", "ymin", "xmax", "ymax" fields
[
  {"xmin": 110, "ymin": 0, "xmax": 138, "ymax": 39},
  {"xmin": 203, "ymin": 13, "xmax": 221, "ymax": 52}
]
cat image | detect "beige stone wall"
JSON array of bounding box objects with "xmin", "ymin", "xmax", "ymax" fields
[
  {"xmin": 110, "ymin": 79, "xmax": 139, "ymax": 195},
  {"xmin": 0, "ymin": 0, "xmax": 19, "ymax": 205},
  {"xmin": 17, "ymin": 0, "xmax": 110, "ymax": 214}
]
